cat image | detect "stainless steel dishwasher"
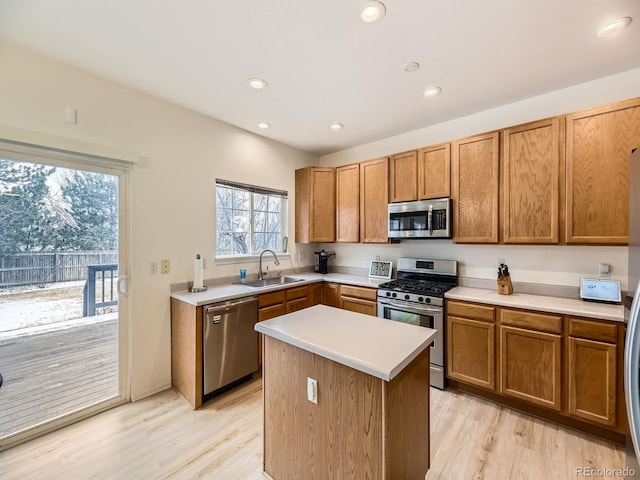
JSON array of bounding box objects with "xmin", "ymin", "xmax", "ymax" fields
[{"xmin": 202, "ymin": 295, "xmax": 258, "ymax": 399}]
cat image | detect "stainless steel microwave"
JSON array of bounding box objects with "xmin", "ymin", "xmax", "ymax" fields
[{"xmin": 388, "ymin": 198, "xmax": 452, "ymax": 239}]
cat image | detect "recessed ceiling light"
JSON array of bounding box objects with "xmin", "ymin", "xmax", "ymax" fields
[
  {"xmin": 598, "ymin": 17, "xmax": 632, "ymax": 36},
  {"xmin": 330, "ymin": 123, "xmax": 344, "ymax": 130},
  {"xmin": 361, "ymin": 1, "xmax": 386, "ymax": 23},
  {"xmin": 247, "ymin": 78, "xmax": 268, "ymax": 89},
  {"xmin": 257, "ymin": 122, "xmax": 270, "ymax": 129},
  {"xmin": 423, "ymin": 86, "xmax": 442, "ymax": 97}
]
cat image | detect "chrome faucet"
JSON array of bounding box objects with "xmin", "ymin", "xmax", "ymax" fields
[{"xmin": 258, "ymin": 249, "xmax": 280, "ymax": 280}]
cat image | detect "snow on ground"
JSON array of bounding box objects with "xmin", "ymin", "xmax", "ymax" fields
[{"xmin": 0, "ymin": 281, "xmax": 117, "ymax": 336}]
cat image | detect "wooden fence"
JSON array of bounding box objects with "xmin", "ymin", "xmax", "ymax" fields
[{"xmin": 0, "ymin": 252, "xmax": 118, "ymax": 288}]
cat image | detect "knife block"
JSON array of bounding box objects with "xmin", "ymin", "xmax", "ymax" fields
[{"xmin": 497, "ymin": 274, "xmax": 513, "ymax": 295}]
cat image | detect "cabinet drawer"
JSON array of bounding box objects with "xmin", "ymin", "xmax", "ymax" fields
[
  {"xmin": 286, "ymin": 285, "xmax": 309, "ymax": 301},
  {"xmin": 568, "ymin": 317, "xmax": 618, "ymax": 343},
  {"xmin": 287, "ymin": 297, "xmax": 309, "ymax": 313},
  {"xmin": 341, "ymin": 297, "xmax": 377, "ymax": 316},
  {"xmin": 447, "ymin": 300, "xmax": 495, "ymax": 322},
  {"xmin": 340, "ymin": 285, "xmax": 377, "ymax": 301},
  {"xmin": 500, "ymin": 309, "xmax": 561, "ymax": 334},
  {"xmin": 259, "ymin": 303, "xmax": 286, "ymax": 321},
  {"xmin": 259, "ymin": 290, "xmax": 286, "ymax": 308}
]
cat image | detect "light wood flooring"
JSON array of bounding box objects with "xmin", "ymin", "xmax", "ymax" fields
[{"xmin": 0, "ymin": 376, "xmax": 626, "ymax": 480}]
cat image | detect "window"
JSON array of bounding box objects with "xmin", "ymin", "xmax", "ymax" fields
[{"xmin": 216, "ymin": 179, "xmax": 288, "ymax": 256}]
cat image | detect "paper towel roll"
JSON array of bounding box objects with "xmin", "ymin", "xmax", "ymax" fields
[{"xmin": 193, "ymin": 254, "xmax": 204, "ymax": 289}]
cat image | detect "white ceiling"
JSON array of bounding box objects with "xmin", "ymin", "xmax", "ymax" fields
[{"xmin": 0, "ymin": 1, "xmax": 639, "ymax": 155}]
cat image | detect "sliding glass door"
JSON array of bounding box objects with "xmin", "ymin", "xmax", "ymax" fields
[{"xmin": 0, "ymin": 150, "xmax": 129, "ymax": 448}]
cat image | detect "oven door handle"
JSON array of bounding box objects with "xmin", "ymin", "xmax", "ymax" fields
[{"xmin": 379, "ymin": 299, "xmax": 442, "ymax": 315}]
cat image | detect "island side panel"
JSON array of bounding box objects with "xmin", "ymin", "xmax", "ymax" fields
[
  {"xmin": 383, "ymin": 348, "xmax": 430, "ymax": 480},
  {"xmin": 170, "ymin": 298, "xmax": 203, "ymax": 409},
  {"xmin": 263, "ymin": 336, "xmax": 383, "ymax": 480}
]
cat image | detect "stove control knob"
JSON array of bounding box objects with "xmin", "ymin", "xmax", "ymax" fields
[
  {"xmin": 405, "ymin": 294, "xmax": 410, "ymax": 300},
  {"xmin": 425, "ymin": 297, "xmax": 431, "ymax": 304},
  {"xmin": 392, "ymin": 292, "xmax": 397, "ymax": 298},
  {"xmin": 418, "ymin": 296, "xmax": 424, "ymax": 302},
  {"xmin": 386, "ymin": 291, "xmax": 391, "ymax": 297}
]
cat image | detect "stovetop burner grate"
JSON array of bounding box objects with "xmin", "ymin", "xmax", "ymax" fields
[{"xmin": 378, "ymin": 278, "xmax": 455, "ymax": 297}]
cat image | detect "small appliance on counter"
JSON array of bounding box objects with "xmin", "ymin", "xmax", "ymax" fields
[
  {"xmin": 314, "ymin": 249, "xmax": 335, "ymax": 274},
  {"xmin": 579, "ymin": 278, "xmax": 621, "ymax": 304}
]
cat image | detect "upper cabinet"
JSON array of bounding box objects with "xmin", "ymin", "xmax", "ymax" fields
[
  {"xmin": 389, "ymin": 150, "xmax": 418, "ymax": 203},
  {"xmin": 294, "ymin": 97, "xmax": 639, "ymax": 247},
  {"xmin": 452, "ymin": 132, "xmax": 500, "ymax": 243},
  {"xmin": 336, "ymin": 163, "xmax": 360, "ymax": 243},
  {"xmin": 565, "ymin": 98, "xmax": 640, "ymax": 244},
  {"xmin": 502, "ymin": 117, "xmax": 563, "ymax": 244},
  {"xmin": 418, "ymin": 143, "xmax": 451, "ymax": 200},
  {"xmin": 360, "ymin": 157, "xmax": 389, "ymax": 243},
  {"xmin": 388, "ymin": 144, "xmax": 451, "ymax": 203},
  {"xmin": 295, "ymin": 167, "xmax": 335, "ymax": 243}
]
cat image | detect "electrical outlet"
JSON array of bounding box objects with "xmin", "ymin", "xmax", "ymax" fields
[
  {"xmin": 160, "ymin": 259, "xmax": 170, "ymax": 274},
  {"xmin": 300, "ymin": 251, "xmax": 306, "ymax": 260},
  {"xmin": 599, "ymin": 262, "xmax": 611, "ymax": 277},
  {"xmin": 150, "ymin": 262, "xmax": 158, "ymax": 274}
]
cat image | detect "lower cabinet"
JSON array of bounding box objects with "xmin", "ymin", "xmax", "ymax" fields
[
  {"xmin": 323, "ymin": 282, "xmax": 340, "ymax": 307},
  {"xmin": 567, "ymin": 317, "xmax": 618, "ymax": 426},
  {"xmin": 285, "ymin": 285, "xmax": 310, "ymax": 313},
  {"xmin": 445, "ymin": 299, "xmax": 625, "ymax": 440},
  {"xmin": 339, "ymin": 284, "xmax": 377, "ymax": 316},
  {"xmin": 446, "ymin": 301, "xmax": 496, "ymax": 390},
  {"xmin": 499, "ymin": 309, "xmax": 562, "ymax": 411}
]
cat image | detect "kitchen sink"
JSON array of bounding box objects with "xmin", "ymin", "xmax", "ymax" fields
[{"xmin": 236, "ymin": 276, "xmax": 304, "ymax": 288}]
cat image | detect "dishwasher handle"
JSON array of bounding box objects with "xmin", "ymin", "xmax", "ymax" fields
[{"xmin": 204, "ymin": 296, "xmax": 258, "ymax": 315}]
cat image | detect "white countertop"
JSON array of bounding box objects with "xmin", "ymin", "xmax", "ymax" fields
[
  {"xmin": 171, "ymin": 272, "xmax": 387, "ymax": 306},
  {"xmin": 446, "ymin": 286, "xmax": 624, "ymax": 323},
  {"xmin": 255, "ymin": 304, "xmax": 436, "ymax": 381}
]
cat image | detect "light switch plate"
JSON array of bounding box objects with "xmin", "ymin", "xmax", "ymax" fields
[{"xmin": 307, "ymin": 377, "xmax": 318, "ymax": 404}]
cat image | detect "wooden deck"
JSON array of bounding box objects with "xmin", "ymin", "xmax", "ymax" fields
[{"xmin": 0, "ymin": 317, "xmax": 119, "ymax": 438}]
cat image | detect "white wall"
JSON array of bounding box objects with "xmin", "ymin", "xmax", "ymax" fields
[
  {"xmin": 319, "ymin": 68, "xmax": 640, "ymax": 291},
  {"xmin": 0, "ymin": 43, "xmax": 318, "ymax": 400}
]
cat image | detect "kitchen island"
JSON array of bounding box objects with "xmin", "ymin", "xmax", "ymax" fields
[{"xmin": 255, "ymin": 304, "xmax": 436, "ymax": 480}]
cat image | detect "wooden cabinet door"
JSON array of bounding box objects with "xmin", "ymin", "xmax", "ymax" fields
[
  {"xmin": 567, "ymin": 336, "xmax": 617, "ymax": 426},
  {"xmin": 500, "ymin": 325, "xmax": 561, "ymax": 411},
  {"xmin": 502, "ymin": 117, "xmax": 562, "ymax": 244},
  {"xmin": 452, "ymin": 132, "xmax": 500, "ymax": 243},
  {"xmin": 295, "ymin": 167, "xmax": 336, "ymax": 243},
  {"xmin": 389, "ymin": 150, "xmax": 418, "ymax": 202},
  {"xmin": 308, "ymin": 282, "xmax": 324, "ymax": 306},
  {"xmin": 418, "ymin": 143, "xmax": 451, "ymax": 200},
  {"xmin": 336, "ymin": 163, "xmax": 360, "ymax": 242},
  {"xmin": 565, "ymin": 98, "xmax": 640, "ymax": 244},
  {"xmin": 360, "ymin": 157, "xmax": 389, "ymax": 243},
  {"xmin": 446, "ymin": 316, "xmax": 495, "ymax": 390},
  {"xmin": 323, "ymin": 282, "xmax": 340, "ymax": 307}
]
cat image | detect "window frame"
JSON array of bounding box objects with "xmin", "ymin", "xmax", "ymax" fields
[{"xmin": 215, "ymin": 178, "xmax": 289, "ymax": 261}]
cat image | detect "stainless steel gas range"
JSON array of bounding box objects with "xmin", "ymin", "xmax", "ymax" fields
[{"xmin": 377, "ymin": 257, "xmax": 458, "ymax": 389}]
